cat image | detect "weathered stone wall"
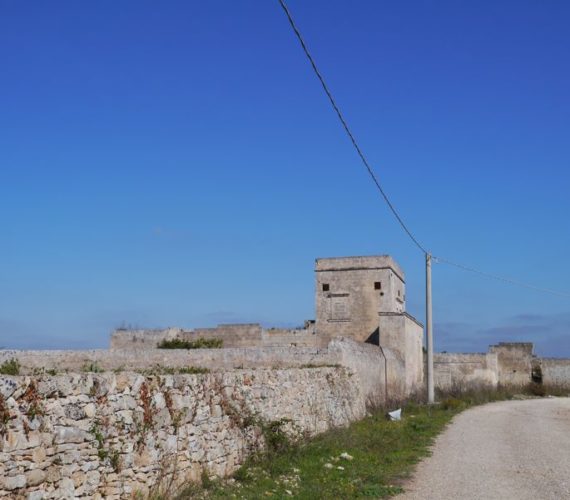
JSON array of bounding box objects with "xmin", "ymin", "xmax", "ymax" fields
[
  {"xmin": 0, "ymin": 367, "xmax": 366, "ymax": 499},
  {"xmin": 489, "ymin": 343, "xmax": 533, "ymax": 387},
  {"xmin": 540, "ymin": 359, "xmax": 570, "ymax": 386},
  {"xmin": 110, "ymin": 324, "xmax": 322, "ymax": 351},
  {"xmin": 433, "ymin": 343, "xmax": 569, "ymax": 391},
  {"xmin": 0, "ymin": 347, "xmax": 337, "ymax": 374},
  {"xmin": 315, "ymin": 256, "xmax": 406, "ymax": 344},
  {"xmin": 378, "ymin": 313, "xmax": 424, "ymax": 395},
  {"xmin": 0, "ymin": 338, "xmax": 409, "ymax": 410},
  {"xmin": 434, "ymin": 353, "xmax": 499, "ymax": 390},
  {"xmin": 328, "ymin": 338, "xmax": 405, "ymax": 407}
]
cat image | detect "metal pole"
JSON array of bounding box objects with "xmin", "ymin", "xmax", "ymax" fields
[{"xmin": 426, "ymin": 253, "xmax": 435, "ymax": 404}]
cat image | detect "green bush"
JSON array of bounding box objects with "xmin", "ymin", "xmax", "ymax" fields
[
  {"xmin": 157, "ymin": 338, "xmax": 223, "ymax": 349},
  {"xmin": 0, "ymin": 358, "xmax": 20, "ymax": 375}
]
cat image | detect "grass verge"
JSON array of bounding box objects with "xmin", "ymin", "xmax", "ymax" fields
[
  {"xmin": 172, "ymin": 403, "xmax": 457, "ymax": 499},
  {"xmin": 155, "ymin": 383, "xmax": 570, "ymax": 499}
]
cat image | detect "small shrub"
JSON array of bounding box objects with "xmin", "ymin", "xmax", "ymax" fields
[
  {"xmin": 232, "ymin": 465, "xmax": 249, "ymax": 483},
  {"xmin": 142, "ymin": 365, "xmax": 210, "ymax": 376},
  {"xmin": 110, "ymin": 450, "xmax": 121, "ymax": 472},
  {"xmin": 177, "ymin": 366, "xmax": 210, "ymax": 375},
  {"xmin": 440, "ymin": 397, "xmax": 463, "ymax": 411},
  {"xmin": 82, "ymin": 362, "xmax": 103, "ymax": 373},
  {"xmin": 157, "ymin": 338, "xmax": 223, "ymax": 349},
  {"xmin": 200, "ymin": 469, "xmax": 213, "ymax": 489},
  {"xmin": 0, "ymin": 394, "xmax": 10, "ymax": 435},
  {"xmin": 261, "ymin": 418, "xmax": 295, "ymax": 456},
  {"xmin": 0, "ymin": 358, "xmax": 20, "ymax": 375},
  {"xmin": 525, "ymin": 382, "xmax": 546, "ymax": 397}
]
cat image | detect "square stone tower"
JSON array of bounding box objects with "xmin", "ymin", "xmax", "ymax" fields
[
  {"xmin": 315, "ymin": 255, "xmax": 424, "ymax": 392},
  {"xmin": 315, "ymin": 255, "xmax": 406, "ymax": 343}
]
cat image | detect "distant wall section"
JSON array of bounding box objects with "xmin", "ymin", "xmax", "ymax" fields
[{"xmin": 110, "ymin": 323, "xmax": 322, "ymax": 351}]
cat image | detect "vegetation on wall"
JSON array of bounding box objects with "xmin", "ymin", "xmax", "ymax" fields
[
  {"xmin": 0, "ymin": 358, "xmax": 20, "ymax": 375},
  {"xmin": 157, "ymin": 338, "xmax": 223, "ymax": 349}
]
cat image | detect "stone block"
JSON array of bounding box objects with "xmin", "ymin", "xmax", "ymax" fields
[
  {"xmin": 54, "ymin": 426, "xmax": 90, "ymax": 444},
  {"xmin": 0, "ymin": 377, "xmax": 18, "ymax": 399},
  {"xmin": 25, "ymin": 469, "xmax": 46, "ymax": 487},
  {"xmin": 3, "ymin": 474, "xmax": 26, "ymax": 490}
]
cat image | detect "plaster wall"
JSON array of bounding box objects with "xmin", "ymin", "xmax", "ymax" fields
[
  {"xmin": 540, "ymin": 359, "xmax": 570, "ymax": 386},
  {"xmin": 434, "ymin": 353, "xmax": 498, "ymax": 390},
  {"xmin": 377, "ymin": 314, "xmax": 424, "ymax": 394},
  {"xmin": 489, "ymin": 343, "xmax": 533, "ymax": 386},
  {"xmin": 328, "ymin": 338, "xmax": 406, "ymax": 407}
]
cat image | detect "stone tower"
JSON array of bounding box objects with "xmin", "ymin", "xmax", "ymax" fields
[{"xmin": 315, "ymin": 255, "xmax": 424, "ymax": 391}]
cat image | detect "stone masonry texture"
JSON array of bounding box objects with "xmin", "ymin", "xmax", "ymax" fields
[{"xmin": 0, "ymin": 367, "xmax": 366, "ymax": 499}]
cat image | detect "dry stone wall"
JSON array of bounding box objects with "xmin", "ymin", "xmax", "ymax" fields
[
  {"xmin": 0, "ymin": 367, "xmax": 365, "ymax": 499},
  {"xmin": 0, "ymin": 347, "xmax": 336, "ymax": 375}
]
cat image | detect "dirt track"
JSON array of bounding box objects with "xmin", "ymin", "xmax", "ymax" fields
[{"xmin": 400, "ymin": 398, "xmax": 570, "ymax": 500}]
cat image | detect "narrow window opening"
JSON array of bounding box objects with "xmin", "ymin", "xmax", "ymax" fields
[
  {"xmin": 374, "ymin": 282, "xmax": 381, "ymax": 290},
  {"xmin": 322, "ymin": 284, "xmax": 329, "ymax": 292}
]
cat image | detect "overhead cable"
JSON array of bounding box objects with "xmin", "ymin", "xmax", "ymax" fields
[
  {"xmin": 278, "ymin": 0, "xmax": 568, "ymax": 300},
  {"xmin": 434, "ymin": 256, "xmax": 570, "ymax": 298},
  {"xmin": 277, "ymin": 0, "xmax": 428, "ymax": 255}
]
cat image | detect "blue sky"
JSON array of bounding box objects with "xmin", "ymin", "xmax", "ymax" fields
[{"xmin": 1, "ymin": 1, "xmax": 569, "ymax": 355}]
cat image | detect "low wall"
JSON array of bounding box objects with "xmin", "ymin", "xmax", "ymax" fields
[
  {"xmin": 110, "ymin": 324, "xmax": 322, "ymax": 351},
  {"xmin": 434, "ymin": 353, "xmax": 498, "ymax": 390},
  {"xmin": 0, "ymin": 338, "xmax": 406, "ymax": 409},
  {"xmin": 328, "ymin": 338, "xmax": 405, "ymax": 407},
  {"xmin": 0, "ymin": 367, "xmax": 366, "ymax": 499},
  {"xmin": 489, "ymin": 343, "xmax": 533, "ymax": 387},
  {"xmin": 432, "ymin": 343, "xmax": 555, "ymax": 392},
  {"xmin": 541, "ymin": 359, "xmax": 570, "ymax": 386},
  {"xmin": 0, "ymin": 347, "xmax": 336, "ymax": 374}
]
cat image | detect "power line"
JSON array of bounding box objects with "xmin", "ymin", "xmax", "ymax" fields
[
  {"xmin": 277, "ymin": 0, "xmax": 569, "ymax": 301},
  {"xmin": 277, "ymin": 0, "xmax": 428, "ymax": 255},
  {"xmin": 434, "ymin": 256, "xmax": 570, "ymax": 298}
]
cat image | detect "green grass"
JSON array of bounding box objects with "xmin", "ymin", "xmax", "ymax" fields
[
  {"xmin": 172, "ymin": 403, "xmax": 458, "ymax": 499},
  {"xmin": 157, "ymin": 338, "xmax": 223, "ymax": 349},
  {"xmin": 164, "ymin": 383, "xmax": 570, "ymax": 499}
]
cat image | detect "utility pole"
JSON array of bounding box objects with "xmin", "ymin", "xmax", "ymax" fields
[{"xmin": 426, "ymin": 253, "xmax": 435, "ymax": 404}]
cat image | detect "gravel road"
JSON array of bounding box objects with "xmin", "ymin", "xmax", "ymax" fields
[{"xmin": 400, "ymin": 398, "xmax": 570, "ymax": 500}]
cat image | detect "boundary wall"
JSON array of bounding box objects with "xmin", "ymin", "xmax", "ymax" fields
[
  {"xmin": 434, "ymin": 342, "xmax": 570, "ymax": 391},
  {"xmin": 0, "ymin": 367, "xmax": 365, "ymax": 498},
  {"xmin": 0, "ymin": 339, "xmax": 409, "ymax": 409},
  {"xmin": 109, "ymin": 323, "xmax": 323, "ymax": 351}
]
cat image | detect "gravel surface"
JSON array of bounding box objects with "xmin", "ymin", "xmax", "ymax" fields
[{"xmin": 400, "ymin": 398, "xmax": 570, "ymax": 500}]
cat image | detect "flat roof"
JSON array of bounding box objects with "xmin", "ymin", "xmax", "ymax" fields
[{"xmin": 315, "ymin": 255, "xmax": 404, "ymax": 281}]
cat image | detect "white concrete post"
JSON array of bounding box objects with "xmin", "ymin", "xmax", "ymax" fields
[{"xmin": 426, "ymin": 253, "xmax": 435, "ymax": 404}]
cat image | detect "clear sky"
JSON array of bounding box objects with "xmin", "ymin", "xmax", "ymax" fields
[{"xmin": 1, "ymin": 1, "xmax": 569, "ymax": 355}]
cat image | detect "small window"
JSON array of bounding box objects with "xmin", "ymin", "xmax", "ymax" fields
[
  {"xmin": 374, "ymin": 282, "xmax": 381, "ymax": 290},
  {"xmin": 398, "ymin": 290, "xmax": 401, "ymax": 297},
  {"xmin": 322, "ymin": 284, "xmax": 330, "ymax": 292}
]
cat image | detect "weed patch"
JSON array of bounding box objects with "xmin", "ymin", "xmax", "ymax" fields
[
  {"xmin": 173, "ymin": 404, "xmax": 457, "ymax": 499},
  {"xmin": 0, "ymin": 358, "xmax": 20, "ymax": 375},
  {"xmin": 157, "ymin": 338, "xmax": 223, "ymax": 349}
]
